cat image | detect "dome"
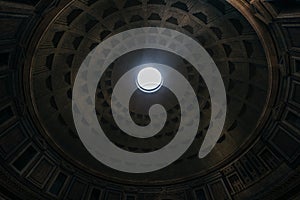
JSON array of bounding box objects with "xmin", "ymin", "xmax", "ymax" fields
[{"xmin": 0, "ymin": 0, "xmax": 299, "ymax": 199}]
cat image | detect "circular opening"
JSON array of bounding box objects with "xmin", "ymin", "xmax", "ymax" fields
[{"xmin": 136, "ymin": 67, "xmax": 163, "ymax": 93}]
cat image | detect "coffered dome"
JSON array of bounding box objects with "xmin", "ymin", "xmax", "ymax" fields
[{"xmin": 0, "ymin": 0, "xmax": 299, "ymax": 199}]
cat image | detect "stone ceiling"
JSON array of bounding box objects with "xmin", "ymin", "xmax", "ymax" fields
[{"xmin": 0, "ymin": 0, "xmax": 299, "ymax": 199}]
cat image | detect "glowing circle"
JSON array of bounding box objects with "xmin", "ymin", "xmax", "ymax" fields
[{"xmin": 136, "ymin": 67, "xmax": 162, "ymax": 93}]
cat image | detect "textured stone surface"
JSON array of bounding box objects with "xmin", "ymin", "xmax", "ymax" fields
[{"xmin": 0, "ymin": 0, "xmax": 299, "ymax": 199}]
